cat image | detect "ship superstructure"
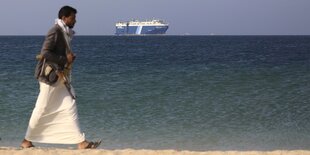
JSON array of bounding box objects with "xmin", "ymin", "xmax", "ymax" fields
[{"xmin": 115, "ymin": 19, "xmax": 169, "ymax": 35}]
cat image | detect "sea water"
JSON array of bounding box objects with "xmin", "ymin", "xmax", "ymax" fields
[{"xmin": 0, "ymin": 36, "xmax": 309, "ymax": 151}]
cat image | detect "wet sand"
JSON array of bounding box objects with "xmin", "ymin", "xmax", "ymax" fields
[{"xmin": 1, "ymin": 147, "xmax": 310, "ymax": 155}]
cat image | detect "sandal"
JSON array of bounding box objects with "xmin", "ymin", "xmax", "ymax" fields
[
  {"xmin": 20, "ymin": 145, "xmax": 35, "ymax": 149},
  {"xmin": 81, "ymin": 140, "xmax": 102, "ymax": 149}
]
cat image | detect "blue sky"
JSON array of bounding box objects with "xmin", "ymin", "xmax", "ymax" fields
[{"xmin": 0, "ymin": 0, "xmax": 309, "ymax": 35}]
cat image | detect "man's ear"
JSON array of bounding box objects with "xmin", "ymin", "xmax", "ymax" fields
[{"xmin": 61, "ymin": 16, "xmax": 66, "ymax": 21}]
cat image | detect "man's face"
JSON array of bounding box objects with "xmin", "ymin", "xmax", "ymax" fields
[{"xmin": 63, "ymin": 13, "xmax": 76, "ymax": 29}]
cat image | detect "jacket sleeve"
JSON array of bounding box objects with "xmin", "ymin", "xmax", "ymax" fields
[{"xmin": 41, "ymin": 28, "xmax": 67, "ymax": 66}]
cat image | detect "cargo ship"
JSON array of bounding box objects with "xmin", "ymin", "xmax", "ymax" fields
[{"xmin": 115, "ymin": 19, "xmax": 169, "ymax": 35}]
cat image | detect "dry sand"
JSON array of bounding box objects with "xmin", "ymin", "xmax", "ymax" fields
[{"xmin": 1, "ymin": 147, "xmax": 310, "ymax": 155}]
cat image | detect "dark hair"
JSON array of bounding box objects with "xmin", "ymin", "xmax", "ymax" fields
[{"xmin": 58, "ymin": 6, "xmax": 77, "ymax": 19}]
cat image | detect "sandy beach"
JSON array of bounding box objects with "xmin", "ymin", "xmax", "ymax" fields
[{"xmin": 1, "ymin": 147, "xmax": 310, "ymax": 155}]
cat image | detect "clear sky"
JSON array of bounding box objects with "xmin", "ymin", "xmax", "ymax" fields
[{"xmin": 0, "ymin": 0, "xmax": 309, "ymax": 35}]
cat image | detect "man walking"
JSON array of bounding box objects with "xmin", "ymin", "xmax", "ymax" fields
[{"xmin": 21, "ymin": 6, "xmax": 100, "ymax": 149}]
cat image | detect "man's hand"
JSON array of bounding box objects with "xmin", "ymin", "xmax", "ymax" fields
[
  {"xmin": 67, "ymin": 52, "xmax": 76, "ymax": 64},
  {"xmin": 56, "ymin": 71, "xmax": 64, "ymax": 80}
]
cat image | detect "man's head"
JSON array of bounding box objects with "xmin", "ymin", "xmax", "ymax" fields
[{"xmin": 58, "ymin": 6, "xmax": 77, "ymax": 29}]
